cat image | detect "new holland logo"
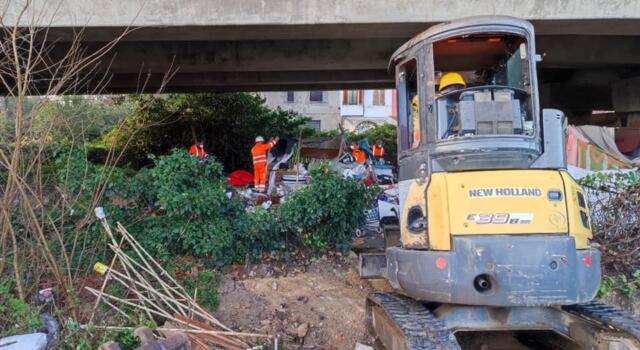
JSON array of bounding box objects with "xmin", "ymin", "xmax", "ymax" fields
[{"xmin": 468, "ymin": 187, "xmax": 542, "ymax": 198}]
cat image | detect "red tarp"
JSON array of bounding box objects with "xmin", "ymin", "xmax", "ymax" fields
[{"xmin": 227, "ymin": 170, "xmax": 254, "ymax": 187}]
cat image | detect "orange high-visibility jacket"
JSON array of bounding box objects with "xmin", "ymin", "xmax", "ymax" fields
[
  {"xmin": 352, "ymin": 145, "xmax": 366, "ymax": 164},
  {"xmin": 251, "ymin": 139, "xmax": 277, "ymax": 164},
  {"xmin": 372, "ymin": 145, "xmax": 384, "ymax": 157},
  {"xmin": 189, "ymin": 144, "xmax": 207, "ymax": 158}
]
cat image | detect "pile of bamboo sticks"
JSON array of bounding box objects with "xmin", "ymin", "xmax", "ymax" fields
[{"xmin": 84, "ymin": 209, "xmax": 271, "ymax": 350}]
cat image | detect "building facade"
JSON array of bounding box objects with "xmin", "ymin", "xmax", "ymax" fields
[
  {"xmin": 259, "ymin": 91, "xmax": 342, "ymax": 131},
  {"xmin": 259, "ymin": 90, "xmax": 396, "ymax": 132},
  {"xmin": 340, "ymin": 89, "xmax": 397, "ymax": 132}
]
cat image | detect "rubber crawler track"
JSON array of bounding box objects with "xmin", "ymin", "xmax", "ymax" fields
[
  {"xmin": 564, "ymin": 301, "xmax": 640, "ymax": 340},
  {"xmin": 367, "ymin": 293, "xmax": 461, "ymax": 350}
]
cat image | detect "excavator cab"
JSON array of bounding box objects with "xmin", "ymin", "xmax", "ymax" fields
[{"xmin": 363, "ymin": 17, "xmax": 640, "ymax": 350}]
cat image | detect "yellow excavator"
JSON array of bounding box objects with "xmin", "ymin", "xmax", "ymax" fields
[{"xmin": 360, "ymin": 16, "xmax": 640, "ymax": 350}]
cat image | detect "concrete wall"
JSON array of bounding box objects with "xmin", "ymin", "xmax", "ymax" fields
[{"xmin": 7, "ymin": 0, "xmax": 640, "ymax": 27}]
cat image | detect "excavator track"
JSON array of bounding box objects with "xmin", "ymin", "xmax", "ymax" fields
[
  {"xmin": 366, "ymin": 293, "xmax": 461, "ymax": 350},
  {"xmin": 367, "ymin": 293, "xmax": 640, "ymax": 350},
  {"xmin": 564, "ymin": 301, "xmax": 640, "ymax": 340}
]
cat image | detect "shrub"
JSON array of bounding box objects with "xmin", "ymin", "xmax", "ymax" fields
[
  {"xmin": 167, "ymin": 256, "xmax": 221, "ymax": 309},
  {"xmin": 0, "ymin": 279, "xmax": 42, "ymax": 337},
  {"xmin": 138, "ymin": 150, "xmax": 249, "ymax": 263},
  {"xmin": 579, "ymin": 171, "xmax": 640, "ymax": 297},
  {"xmin": 278, "ymin": 162, "xmax": 379, "ymax": 251},
  {"xmin": 135, "ymin": 150, "xmax": 286, "ymax": 264}
]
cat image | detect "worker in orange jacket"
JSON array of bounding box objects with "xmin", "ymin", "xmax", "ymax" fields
[
  {"xmin": 189, "ymin": 140, "xmax": 207, "ymax": 158},
  {"xmin": 372, "ymin": 139, "xmax": 385, "ymax": 161},
  {"xmin": 251, "ymin": 136, "xmax": 278, "ymax": 192},
  {"xmin": 350, "ymin": 141, "xmax": 366, "ymax": 164}
]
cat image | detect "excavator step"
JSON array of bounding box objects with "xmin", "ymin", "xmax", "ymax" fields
[{"xmin": 366, "ymin": 293, "xmax": 461, "ymax": 350}]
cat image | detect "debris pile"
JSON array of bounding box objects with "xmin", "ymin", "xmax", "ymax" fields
[{"xmin": 88, "ymin": 209, "xmax": 272, "ymax": 350}]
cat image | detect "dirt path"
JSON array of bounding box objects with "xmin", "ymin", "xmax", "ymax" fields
[{"xmin": 214, "ymin": 253, "xmax": 388, "ymax": 349}]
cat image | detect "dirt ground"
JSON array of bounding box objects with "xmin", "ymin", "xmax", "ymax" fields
[
  {"xmin": 214, "ymin": 251, "xmax": 391, "ymax": 349},
  {"xmin": 212, "ymin": 250, "xmax": 640, "ymax": 350}
]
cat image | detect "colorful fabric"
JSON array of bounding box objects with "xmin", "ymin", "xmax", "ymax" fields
[
  {"xmin": 567, "ymin": 125, "xmax": 634, "ymax": 171},
  {"xmin": 227, "ymin": 170, "xmax": 254, "ymax": 187}
]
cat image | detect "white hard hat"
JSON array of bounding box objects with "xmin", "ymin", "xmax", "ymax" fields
[{"xmin": 255, "ymin": 136, "xmax": 265, "ymax": 142}]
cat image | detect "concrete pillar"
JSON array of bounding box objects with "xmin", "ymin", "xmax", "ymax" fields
[{"xmin": 611, "ymin": 77, "xmax": 640, "ymax": 126}]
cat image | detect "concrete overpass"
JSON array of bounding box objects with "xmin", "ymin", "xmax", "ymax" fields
[{"xmin": 4, "ymin": 0, "xmax": 640, "ymax": 122}]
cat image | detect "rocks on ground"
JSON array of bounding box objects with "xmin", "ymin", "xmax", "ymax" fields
[{"xmin": 214, "ymin": 250, "xmax": 387, "ymax": 349}]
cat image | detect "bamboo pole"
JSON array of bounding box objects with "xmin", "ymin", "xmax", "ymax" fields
[{"xmin": 80, "ymin": 325, "xmax": 271, "ymax": 338}]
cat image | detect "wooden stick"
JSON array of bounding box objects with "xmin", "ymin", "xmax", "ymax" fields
[
  {"xmin": 115, "ymin": 224, "xmax": 191, "ymax": 301},
  {"xmin": 115, "ymin": 223, "xmax": 230, "ymax": 331},
  {"xmin": 112, "ymin": 241, "xmax": 155, "ymax": 321},
  {"xmin": 104, "ymin": 243, "xmax": 227, "ymax": 331},
  {"xmin": 108, "ymin": 246, "xmax": 186, "ymax": 317},
  {"xmin": 87, "ymin": 219, "xmax": 126, "ymax": 325},
  {"xmin": 106, "ymin": 247, "xmax": 221, "ymax": 327},
  {"xmin": 80, "ymin": 325, "xmax": 271, "ymax": 338},
  {"xmin": 86, "ymin": 287, "xmax": 189, "ymax": 328}
]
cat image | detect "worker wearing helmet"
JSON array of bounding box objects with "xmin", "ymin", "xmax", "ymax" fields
[
  {"xmin": 251, "ymin": 135, "xmax": 279, "ymax": 193},
  {"xmin": 408, "ymin": 73, "xmax": 466, "ymax": 148},
  {"xmin": 438, "ymin": 72, "xmax": 466, "ymax": 95},
  {"xmin": 189, "ymin": 139, "xmax": 207, "ymax": 158}
]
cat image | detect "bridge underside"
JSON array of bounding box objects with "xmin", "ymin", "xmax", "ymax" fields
[{"xmin": 5, "ymin": 19, "xmax": 640, "ymax": 123}]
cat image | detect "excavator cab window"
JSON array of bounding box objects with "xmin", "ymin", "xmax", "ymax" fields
[
  {"xmin": 397, "ymin": 58, "xmax": 421, "ymax": 150},
  {"xmin": 432, "ymin": 33, "xmax": 534, "ymax": 140}
]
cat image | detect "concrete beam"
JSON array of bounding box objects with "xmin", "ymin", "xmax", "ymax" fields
[
  {"xmin": 46, "ymin": 38, "xmax": 404, "ymax": 74},
  {"xmin": 537, "ymin": 36, "xmax": 640, "ymax": 68},
  {"xmin": 36, "ymin": 34, "xmax": 640, "ymax": 78},
  {"xmin": 5, "ymin": 0, "xmax": 640, "ymax": 27}
]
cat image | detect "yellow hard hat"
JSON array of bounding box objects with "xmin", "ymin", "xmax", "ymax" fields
[{"xmin": 438, "ymin": 72, "xmax": 466, "ymax": 92}]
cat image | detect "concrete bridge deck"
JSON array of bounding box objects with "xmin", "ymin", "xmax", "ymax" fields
[{"xmin": 4, "ymin": 0, "xmax": 640, "ymax": 117}]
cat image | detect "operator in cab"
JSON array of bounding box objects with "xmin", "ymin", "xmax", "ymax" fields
[
  {"xmin": 410, "ymin": 72, "xmax": 467, "ymax": 147},
  {"xmin": 437, "ymin": 72, "xmax": 467, "ymax": 95}
]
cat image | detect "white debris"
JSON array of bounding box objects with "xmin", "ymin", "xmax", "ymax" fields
[
  {"xmin": 0, "ymin": 333, "xmax": 47, "ymax": 350},
  {"xmin": 354, "ymin": 343, "xmax": 374, "ymax": 350}
]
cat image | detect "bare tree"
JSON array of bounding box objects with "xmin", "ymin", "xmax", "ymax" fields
[{"xmin": 0, "ymin": 0, "xmax": 176, "ymax": 329}]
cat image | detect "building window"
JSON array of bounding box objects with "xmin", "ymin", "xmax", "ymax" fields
[
  {"xmin": 286, "ymin": 91, "xmax": 294, "ymax": 103},
  {"xmin": 309, "ymin": 91, "xmax": 323, "ymax": 102},
  {"xmin": 343, "ymin": 90, "xmax": 363, "ymax": 105},
  {"xmin": 307, "ymin": 120, "xmax": 321, "ymax": 131},
  {"xmin": 373, "ymin": 90, "xmax": 385, "ymax": 106}
]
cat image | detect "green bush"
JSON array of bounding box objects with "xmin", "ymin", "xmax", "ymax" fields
[
  {"xmin": 598, "ymin": 271, "xmax": 640, "ymax": 298},
  {"xmin": 132, "ymin": 150, "xmax": 285, "ymax": 264},
  {"xmin": 0, "ymin": 279, "xmax": 42, "ymax": 337},
  {"xmin": 136, "ymin": 150, "xmax": 255, "ymax": 264},
  {"xmin": 55, "ymin": 148, "xmax": 286, "ymax": 267},
  {"xmin": 278, "ymin": 162, "xmax": 379, "ymax": 251}
]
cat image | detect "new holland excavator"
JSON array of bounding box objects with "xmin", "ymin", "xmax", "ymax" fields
[{"xmin": 360, "ymin": 16, "xmax": 640, "ymax": 350}]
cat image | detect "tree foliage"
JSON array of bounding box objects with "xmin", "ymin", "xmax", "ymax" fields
[
  {"xmin": 105, "ymin": 93, "xmax": 315, "ymax": 170},
  {"xmin": 278, "ymin": 162, "xmax": 380, "ymax": 251},
  {"xmin": 34, "ymin": 96, "xmax": 132, "ymax": 143}
]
